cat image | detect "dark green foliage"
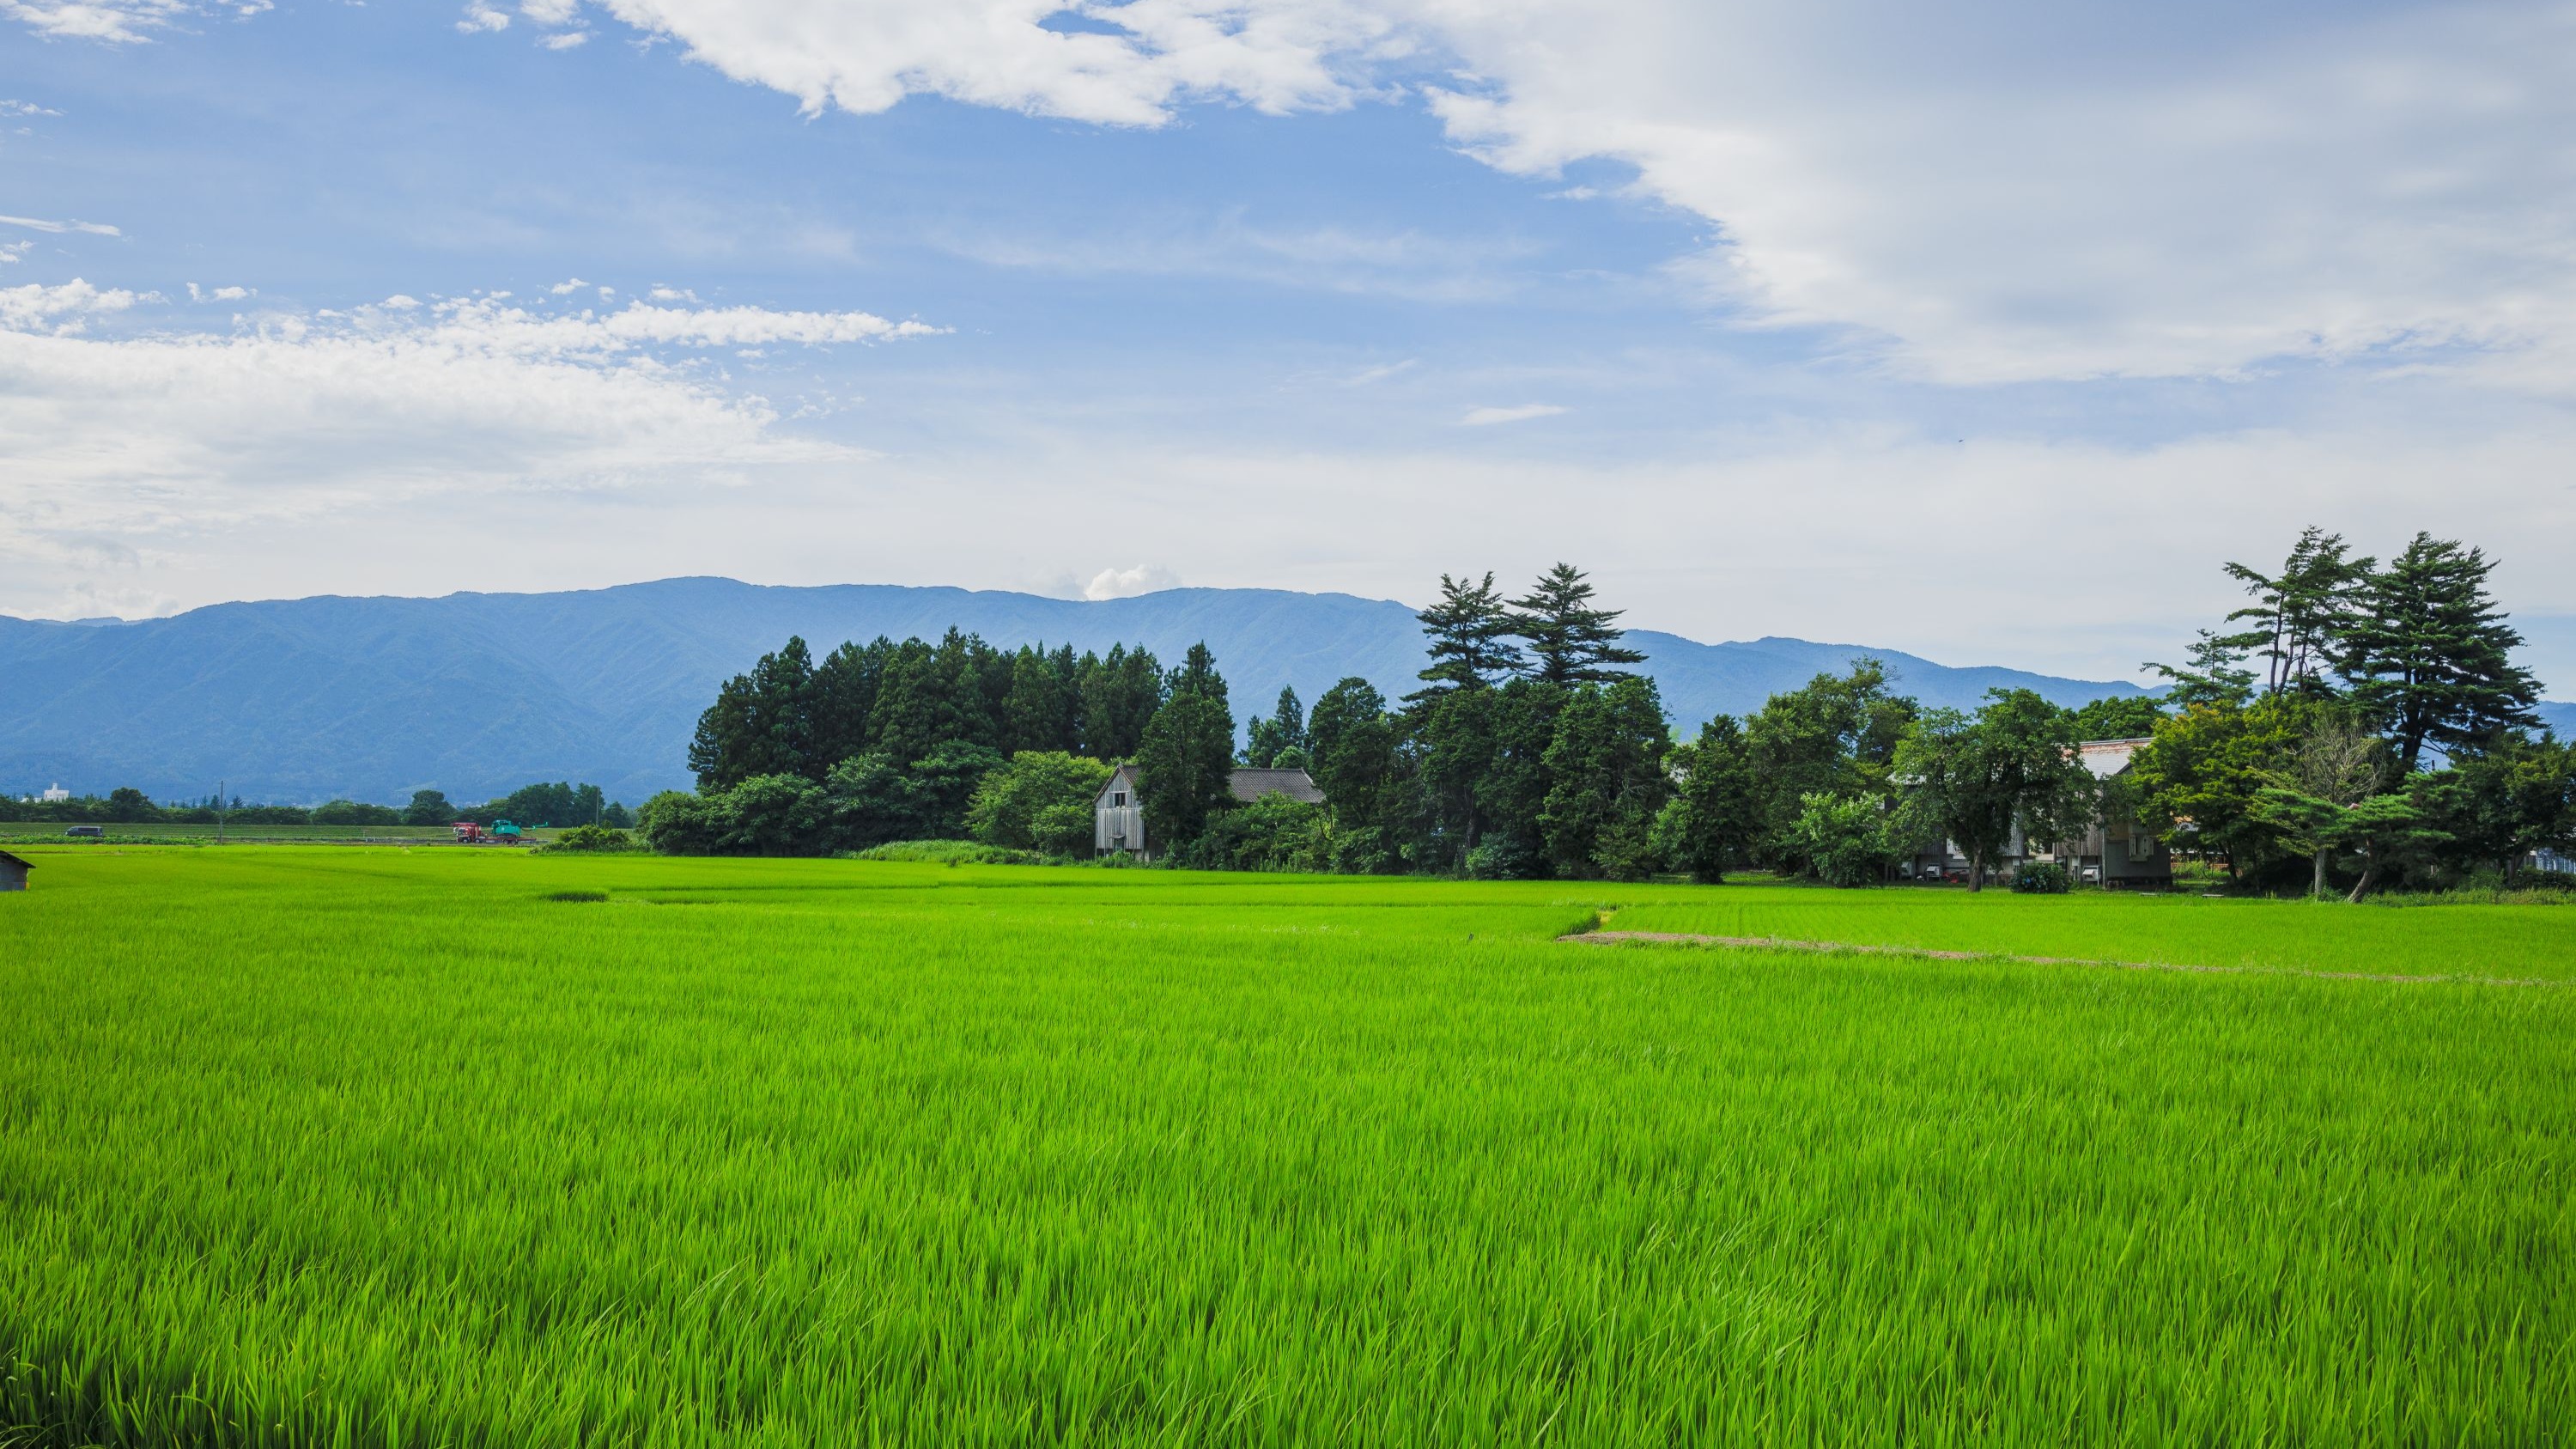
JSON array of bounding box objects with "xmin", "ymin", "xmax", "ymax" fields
[
  {"xmin": 105, "ymin": 787, "xmax": 154, "ymax": 823},
  {"xmin": 2066, "ymin": 696, "xmax": 2166, "ymax": 741},
  {"xmin": 2221, "ymin": 527, "xmax": 2373, "ymax": 697},
  {"xmin": 1242, "ymin": 687, "xmax": 1308, "ymax": 767},
  {"xmin": 543, "ymin": 825, "xmax": 637, "ymax": 854},
  {"xmin": 1182, "ymin": 791, "xmax": 1332, "ymax": 873},
  {"xmin": 1508, "ymin": 563, "xmax": 1645, "ymax": 685},
  {"xmin": 477, "ymin": 782, "xmax": 605, "ymax": 830},
  {"xmin": 2415, "ymin": 734, "xmax": 2576, "ymax": 881},
  {"xmin": 1539, "ymin": 677, "xmax": 1673, "ymax": 881},
  {"xmin": 1004, "ymin": 646, "xmax": 1084, "ymax": 758},
  {"xmin": 310, "ymin": 800, "xmax": 404, "ymax": 826},
  {"xmin": 1307, "ymin": 678, "xmax": 1402, "ymax": 850},
  {"xmin": 401, "ymin": 789, "xmax": 455, "ymax": 826},
  {"xmin": 1410, "ymin": 572, "xmax": 1523, "ymax": 697},
  {"xmin": 1078, "ymin": 644, "xmax": 1163, "ymax": 760},
  {"xmin": 2011, "ymin": 861, "xmax": 2072, "ymax": 893},
  {"xmin": 2340, "ymin": 533, "xmax": 2542, "ymax": 772},
  {"xmin": 687, "ymin": 636, "xmax": 817, "ymax": 790},
  {"xmin": 1135, "ymin": 644, "xmax": 1235, "ymax": 852},
  {"xmin": 904, "ymin": 740, "xmax": 1010, "ymax": 842},
  {"xmin": 807, "ymin": 640, "xmax": 888, "ymax": 769},
  {"xmin": 1660, "ymin": 715, "xmax": 1759, "ymax": 882}
]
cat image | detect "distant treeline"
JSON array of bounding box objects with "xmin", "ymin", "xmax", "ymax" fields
[
  {"xmin": 646, "ymin": 563, "xmax": 2172, "ymax": 877},
  {"xmin": 650, "ymin": 543, "xmax": 2575, "ymax": 894},
  {"xmin": 8, "ymin": 781, "xmax": 630, "ymax": 830}
]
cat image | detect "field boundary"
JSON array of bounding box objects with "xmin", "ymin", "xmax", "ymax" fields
[{"xmin": 1559, "ymin": 929, "xmax": 2562, "ymax": 988}]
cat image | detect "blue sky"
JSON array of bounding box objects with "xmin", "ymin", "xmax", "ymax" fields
[{"xmin": 4, "ymin": 0, "xmax": 2573, "ymax": 691}]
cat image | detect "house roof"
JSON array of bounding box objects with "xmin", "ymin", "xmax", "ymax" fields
[
  {"xmin": 1228, "ymin": 768, "xmax": 1325, "ymax": 805},
  {"xmin": 0, "ymin": 849, "xmax": 31, "ymax": 871},
  {"xmin": 2075, "ymin": 738, "xmax": 2152, "ymax": 779},
  {"xmin": 1093, "ymin": 762, "xmax": 1141, "ymax": 807},
  {"xmin": 1094, "ymin": 764, "xmax": 1327, "ymax": 807}
]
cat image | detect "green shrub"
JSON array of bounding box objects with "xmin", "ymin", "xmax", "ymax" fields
[
  {"xmin": 851, "ymin": 840, "xmax": 1047, "ymax": 866},
  {"xmin": 2010, "ymin": 861, "xmax": 2072, "ymax": 894},
  {"xmin": 538, "ymin": 825, "xmax": 639, "ymax": 855},
  {"xmin": 1790, "ymin": 793, "xmax": 1898, "ymax": 887}
]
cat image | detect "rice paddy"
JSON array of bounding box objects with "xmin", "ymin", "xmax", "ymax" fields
[{"xmin": 1, "ymin": 849, "xmax": 2569, "ymax": 1446}]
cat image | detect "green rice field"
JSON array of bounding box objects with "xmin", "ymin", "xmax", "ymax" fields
[{"xmin": 2, "ymin": 848, "xmax": 2570, "ymax": 1445}]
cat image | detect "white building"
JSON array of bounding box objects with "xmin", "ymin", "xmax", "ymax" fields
[{"xmin": 39, "ymin": 783, "xmax": 69, "ymax": 803}]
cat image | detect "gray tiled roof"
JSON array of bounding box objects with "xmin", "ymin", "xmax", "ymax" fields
[{"xmin": 1227, "ymin": 768, "xmax": 1325, "ymax": 805}]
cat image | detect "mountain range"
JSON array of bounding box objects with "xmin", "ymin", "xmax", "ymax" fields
[{"xmin": 4, "ymin": 577, "xmax": 2559, "ymax": 807}]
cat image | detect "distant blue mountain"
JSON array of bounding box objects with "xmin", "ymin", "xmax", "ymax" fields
[{"xmin": 3, "ymin": 577, "xmax": 2177, "ymax": 805}]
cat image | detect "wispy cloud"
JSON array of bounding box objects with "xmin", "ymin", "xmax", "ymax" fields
[
  {"xmin": 0, "ymin": 213, "xmax": 122, "ymax": 236},
  {"xmin": 0, "ymin": 283, "xmax": 942, "ymax": 600},
  {"xmin": 4, "ymin": 0, "xmax": 263, "ymax": 43},
  {"xmin": 1459, "ymin": 402, "xmax": 1566, "ymax": 426}
]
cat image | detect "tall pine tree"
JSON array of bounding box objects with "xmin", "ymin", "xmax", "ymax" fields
[
  {"xmin": 1510, "ymin": 563, "xmax": 1646, "ymax": 685},
  {"xmin": 2340, "ymin": 533, "xmax": 2541, "ymax": 772},
  {"xmin": 1134, "ymin": 642, "xmax": 1235, "ymax": 852},
  {"xmin": 1410, "ymin": 572, "xmax": 1525, "ymax": 698}
]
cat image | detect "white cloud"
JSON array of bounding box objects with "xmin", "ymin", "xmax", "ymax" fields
[
  {"xmin": 0, "ymin": 277, "xmax": 142, "ymax": 332},
  {"xmin": 1459, "ymin": 402, "xmax": 1564, "ymax": 426},
  {"xmin": 3, "ymin": 0, "xmax": 198, "ymax": 42},
  {"xmin": 444, "ymin": 0, "xmax": 2576, "ymax": 387},
  {"xmin": 3, "ymin": 0, "xmax": 263, "ymax": 41},
  {"xmin": 1081, "ymin": 563, "xmax": 1180, "ymax": 600},
  {"xmin": 550, "ymin": 277, "xmax": 588, "ymax": 295},
  {"xmin": 540, "ymin": 28, "xmax": 589, "ymax": 48},
  {"xmin": 552, "ymin": 0, "xmax": 1392, "ymax": 125},
  {"xmin": 1411, "ymin": 0, "xmax": 2576, "ymax": 384},
  {"xmin": 457, "ymin": 2, "xmax": 507, "ymax": 33},
  {"xmin": 0, "ymin": 242, "xmax": 31, "ymax": 265},
  {"xmin": 185, "ymin": 282, "xmax": 252, "ymax": 301},
  {"xmin": 0, "ymin": 100, "xmax": 64, "ymax": 117},
  {"xmin": 0, "ymin": 213, "xmax": 122, "ymax": 236},
  {"xmin": 0, "ymin": 287, "xmax": 939, "ymax": 609}
]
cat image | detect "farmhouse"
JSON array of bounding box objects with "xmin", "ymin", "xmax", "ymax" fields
[
  {"xmin": 1094, "ymin": 764, "xmax": 1326, "ymax": 859},
  {"xmin": 0, "ymin": 849, "xmax": 31, "ymax": 892},
  {"xmin": 1903, "ymin": 737, "xmax": 2173, "ymax": 886}
]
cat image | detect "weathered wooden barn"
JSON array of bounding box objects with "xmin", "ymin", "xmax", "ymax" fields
[
  {"xmin": 0, "ymin": 849, "xmax": 33, "ymax": 892},
  {"xmin": 1094, "ymin": 765, "xmax": 1326, "ymax": 859}
]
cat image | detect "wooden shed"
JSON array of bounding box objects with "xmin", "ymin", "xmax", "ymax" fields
[
  {"xmin": 1095, "ymin": 765, "xmax": 1327, "ymax": 859},
  {"xmin": 0, "ymin": 849, "xmax": 32, "ymax": 892}
]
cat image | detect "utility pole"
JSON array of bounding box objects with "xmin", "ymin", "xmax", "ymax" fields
[{"xmin": 217, "ymin": 779, "xmax": 227, "ymax": 846}]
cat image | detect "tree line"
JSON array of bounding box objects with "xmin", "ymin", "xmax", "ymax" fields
[
  {"xmin": 642, "ymin": 539, "xmax": 2572, "ymax": 894},
  {"xmin": 8, "ymin": 782, "xmax": 630, "ymax": 830}
]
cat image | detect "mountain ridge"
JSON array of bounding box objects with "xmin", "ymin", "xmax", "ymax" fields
[{"xmin": 7, "ymin": 576, "xmax": 2520, "ymax": 807}]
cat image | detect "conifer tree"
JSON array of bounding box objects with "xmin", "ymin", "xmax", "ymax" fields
[
  {"xmin": 1411, "ymin": 572, "xmax": 1524, "ymax": 698},
  {"xmin": 1135, "ymin": 642, "xmax": 1235, "ymax": 850},
  {"xmin": 1243, "ymin": 686, "xmax": 1307, "ymax": 766},
  {"xmin": 1509, "ymin": 563, "xmax": 1647, "ymax": 685},
  {"xmin": 2340, "ymin": 533, "xmax": 2541, "ymax": 772},
  {"xmin": 1078, "ymin": 644, "xmax": 1163, "ymax": 759},
  {"xmin": 687, "ymin": 636, "xmax": 817, "ymax": 788},
  {"xmin": 2219, "ymin": 527, "xmax": 2372, "ymax": 697}
]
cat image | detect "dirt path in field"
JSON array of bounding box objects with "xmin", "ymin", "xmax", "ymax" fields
[{"xmin": 1558, "ymin": 929, "xmax": 2564, "ymax": 988}]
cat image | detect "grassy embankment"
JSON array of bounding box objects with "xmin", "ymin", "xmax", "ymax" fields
[{"xmin": 1, "ymin": 848, "xmax": 2568, "ymax": 1446}]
